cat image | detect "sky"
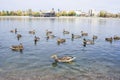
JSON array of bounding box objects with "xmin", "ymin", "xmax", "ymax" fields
[{"xmin": 0, "ymin": 0, "xmax": 120, "ymax": 13}]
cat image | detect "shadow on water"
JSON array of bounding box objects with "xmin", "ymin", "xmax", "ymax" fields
[
  {"xmin": 51, "ymin": 60, "xmax": 76, "ymax": 68},
  {"xmin": 71, "ymin": 38, "xmax": 74, "ymax": 41},
  {"xmin": 52, "ymin": 61, "xmax": 58, "ymax": 67},
  {"xmin": 11, "ymin": 49, "xmax": 23, "ymax": 54}
]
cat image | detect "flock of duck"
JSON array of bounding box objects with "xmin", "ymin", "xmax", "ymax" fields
[{"xmin": 10, "ymin": 28, "xmax": 120, "ymax": 63}]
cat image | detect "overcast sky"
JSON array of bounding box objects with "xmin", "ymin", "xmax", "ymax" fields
[{"xmin": 0, "ymin": 0, "xmax": 120, "ymax": 13}]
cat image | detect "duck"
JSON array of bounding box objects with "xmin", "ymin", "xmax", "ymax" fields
[
  {"xmin": 71, "ymin": 34, "xmax": 81, "ymax": 39},
  {"xmin": 83, "ymin": 38, "xmax": 94, "ymax": 47},
  {"xmin": 63, "ymin": 29, "xmax": 70, "ymax": 34},
  {"xmin": 51, "ymin": 54, "xmax": 76, "ymax": 63},
  {"xmin": 46, "ymin": 30, "xmax": 52, "ymax": 35},
  {"xmin": 10, "ymin": 43, "xmax": 23, "ymax": 51},
  {"xmin": 34, "ymin": 36, "xmax": 40, "ymax": 41},
  {"xmin": 17, "ymin": 34, "xmax": 22, "ymax": 40},
  {"xmin": 113, "ymin": 35, "xmax": 120, "ymax": 40},
  {"xmin": 57, "ymin": 38, "xmax": 66, "ymax": 43},
  {"xmin": 105, "ymin": 37, "xmax": 112, "ymax": 42},
  {"xmin": 34, "ymin": 36, "xmax": 40, "ymax": 45},
  {"xmin": 47, "ymin": 35, "xmax": 56, "ymax": 39},
  {"xmin": 86, "ymin": 39, "xmax": 94, "ymax": 45},
  {"xmin": 92, "ymin": 35, "xmax": 98, "ymax": 40},
  {"xmin": 10, "ymin": 28, "xmax": 17, "ymax": 34},
  {"xmin": 29, "ymin": 30, "xmax": 35, "ymax": 34},
  {"xmin": 81, "ymin": 31, "xmax": 88, "ymax": 36},
  {"xmin": 10, "ymin": 30, "xmax": 14, "ymax": 33}
]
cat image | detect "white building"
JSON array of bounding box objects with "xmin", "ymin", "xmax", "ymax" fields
[{"xmin": 75, "ymin": 10, "xmax": 88, "ymax": 16}]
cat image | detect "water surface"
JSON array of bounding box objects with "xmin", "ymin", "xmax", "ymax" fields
[{"xmin": 0, "ymin": 17, "xmax": 120, "ymax": 80}]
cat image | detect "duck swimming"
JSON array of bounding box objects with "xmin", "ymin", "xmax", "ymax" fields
[
  {"xmin": 34, "ymin": 36, "xmax": 40, "ymax": 45},
  {"xmin": 46, "ymin": 30, "xmax": 52, "ymax": 36},
  {"xmin": 10, "ymin": 43, "xmax": 23, "ymax": 51},
  {"xmin": 92, "ymin": 35, "xmax": 98, "ymax": 40},
  {"xmin": 29, "ymin": 30, "xmax": 35, "ymax": 34},
  {"xmin": 86, "ymin": 39, "xmax": 94, "ymax": 45},
  {"xmin": 83, "ymin": 38, "xmax": 94, "ymax": 47},
  {"xmin": 10, "ymin": 28, "xmax": 17, "ymax": 34},
  {"xmin": 47, "ymin": 35, "xmax": 56, "ymax": 39},
  {"xmin": 72, "ymin": 34, "xmax": 81, "ymax": 39},
  {"xmin": 105, "ymin": 37, "xmax": 112, "ymax": 43},
  {"xmin": 17, "ymin": 34, "xmax": 22, "ymax": 40},
  {"xmin": 51, "ymin": 54, "xmax": 76, "ymax": 63},
  {"xmin": 113, "ymin": 35, "xmax": 120, "ymax": 40},
  {"xmin": 81, "ymin": 31, "xmax": 88, "ymax": 36},
  {"xmin": 57, "ymin": 38, "xmax": 66, "ymax": 44},
  {"xmin": 63, "ymin": 29, "xmax": 70, "ymax": 34}
]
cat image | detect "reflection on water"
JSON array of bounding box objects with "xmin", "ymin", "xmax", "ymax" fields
[
  {"xmin": 0, "ymin": 17, "xmax": 120, "ymax": 80},
  {"xmin": 52, "ymin": 61, "xmax": 58, "ymax": 67}
]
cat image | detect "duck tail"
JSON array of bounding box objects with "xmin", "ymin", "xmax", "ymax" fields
[{"xmin": 72, "ymin": 57, "xmax": 76, "ymax": 60}]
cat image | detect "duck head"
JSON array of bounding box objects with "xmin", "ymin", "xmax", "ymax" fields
[{"xmin": 51, "ymin": 54, "xmax": 58, "ymax": 60}]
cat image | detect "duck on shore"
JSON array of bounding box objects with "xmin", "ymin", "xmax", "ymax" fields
[{"xmin": 51, "ymin": 54, "xmax": 76, "ymax": 63}]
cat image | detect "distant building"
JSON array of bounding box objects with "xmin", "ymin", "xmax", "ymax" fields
[
  {"xmin": 42, "ymin": 12, "xmax": 55, "ymax": 17},
  {"xmin": 80, "ymin": 12, "xmax": 88, "ymax": 16},
  {"xmin": 88, "ymin": 9, "xmax": 99, "ymax": 17},
  {"xmin": 41, "ymin": 8, "xmax": 55, "ymax": 17},
  {"xmin": 75, "ymin": 10, "xmax": 88, "ymax": 17}
]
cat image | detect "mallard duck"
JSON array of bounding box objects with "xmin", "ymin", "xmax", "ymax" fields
[
  {"xmin": 29, "ymin": 30, "xmax": 35, "ymax": 34},
  {"xmin": 72, "ymin": 34, "xmax": 81, "ymax": 39},
  {"xmin": 51, "ymin": 55, "xmax": 76, "ymax": 62},
  {"xmin": 10, "ymin": 28, "xmax": 17, "ymax": 34},
  {"xmin": 34, "ymin": 36, "xmax": 40, "ymax": 41},
  {"xmin": 47, "ymin": 35, "xmax": 56, "ymax": 39},
  {"xmin": 105, "ymin": 37, "xmax": 112, "ymax": 42},
  {"xmin": 81, "ymin": 31, "xmax": 88, "ymax": 36},
  {"xmin": 83, "ymin": 38, "xmax": 94, "ymax": 47},
  {"xmin": 17, "ymin": 34, "xmax": 22, "ymax": 40},
  {"xmin": 63, "ymin": 29, "xmax": 70, "ymax": 34},
  {"xmin": 57, "ymin": 38, "xmax": 66, "ymax": 43},
  {"xmin": 10, "ymin": 43, "xmax": 23, "ymax": 51},
  {"xmin": 46, "ymin": 30, "xmax": 52, "ymax": 35},
  {"xmin": 93, "ymin": 35, "xmax": 98, "ymax": 40},
  {"xmin": 34, "ymin": 36, "xmax": 40, "ymax": 45},
  {"xmin": 113, "ymin": 35, "xmax": 120, "ymax": 40},
  {"xmin": 86, "ymin": 39, "xmax": 94, "ymax": 45}
]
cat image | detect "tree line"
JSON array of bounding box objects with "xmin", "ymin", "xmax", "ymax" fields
[{"xmin": 0, "ymin": 9, "xmax": 120, "ymax": 18}]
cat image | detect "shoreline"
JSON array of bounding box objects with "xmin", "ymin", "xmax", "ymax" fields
[{"xmin": 0, "ymin": 16, "xmax": 119, "ymax": 19}]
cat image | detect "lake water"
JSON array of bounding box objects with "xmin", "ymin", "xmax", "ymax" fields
[{"xmin": 0, "ymin": 17, "xmax": 120, "ymax": 80}]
